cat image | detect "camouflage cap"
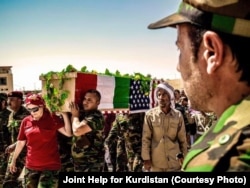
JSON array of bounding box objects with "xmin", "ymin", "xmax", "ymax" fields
[{"xmin": 148, "ymin": 0, "xmax": 250, "ymax": 38}]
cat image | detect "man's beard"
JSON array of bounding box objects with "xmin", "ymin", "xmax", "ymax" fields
[{"xmin": 159, "ymin": 101, "xmax": 170, "ymax": 107}]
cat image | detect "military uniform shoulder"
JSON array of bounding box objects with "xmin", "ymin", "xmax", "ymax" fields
[
  {"xmin": 3, "ymin": 108, "xmax": 11, "ymax": 114},
  {"xmin": 242, "ymin": 124, "xmax": 250, "ymax": 137},
  {"xmin": 21, "ymin": 106, "xmax": 31, "ymax": 115},
  {"xmin": 91, "ymin": 110, "xmax": 104, "ymax": 117}
]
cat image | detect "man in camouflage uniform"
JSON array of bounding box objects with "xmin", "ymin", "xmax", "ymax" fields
[
  {"xmin": 57, "ymin": 130, "xmax": 74, "ymax": 172},
  {"xmin": 3, "ymin": 91, "xmax": 30, "ymax": 187},
  {"xmin": 188, "ymin": 110, "xmax": 217, "ymax": 143},
  {"xmin": 69, "ymin": 89, "xmax": 105, "ymax": 172},
  {"xmin": 104, "ymin": 112, "xmax": 145, "ymax": 172},
  {"xmin": 0, "ymin": 93, "xmax": 11, "ymax": 187},
  {"xmin": 175, "ymin": 96, "xmax": 194, "ymax": 147},
  {"xmin": 147, "ymin": 0, "xmax": 250, "ymax": 171}
]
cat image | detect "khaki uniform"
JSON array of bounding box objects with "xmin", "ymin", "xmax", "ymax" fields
[{"xmin": 141, "ymin": 106, "xmax": 188, "ymax": 171}]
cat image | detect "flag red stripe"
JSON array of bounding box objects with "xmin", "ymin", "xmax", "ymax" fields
[{"xmin": 75, "ymin": 73, "xmax": 97, "ymax": 107}]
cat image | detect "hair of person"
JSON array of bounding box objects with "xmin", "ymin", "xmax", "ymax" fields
[
  {"xmin": 85, "ymin": 89, "xmax": 101, "ymax": 101},
  {"xmin": 188, "ymin": 24, "xmax": 250, "ymax": 86},
  {"xmin": 181, "ymin": 96, "xmax": 188, "ymax": 102},
  {"xmin": 174, "ymin": 89, "xmax": 180, "ymax": 94}
]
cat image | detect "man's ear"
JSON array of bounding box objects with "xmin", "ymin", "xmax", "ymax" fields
[
  {"xmin": 203, "ymin": 31, "xmax": 224, "ymax": 74},
  {"xmin": 97, "ymin": 100, "xmax": 100, "ymax": 105}
]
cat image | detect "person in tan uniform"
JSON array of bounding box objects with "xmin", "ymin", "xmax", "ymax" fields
[{"xmin": 141, "ymin": 82, "xmax": 188, "ymax": 172}]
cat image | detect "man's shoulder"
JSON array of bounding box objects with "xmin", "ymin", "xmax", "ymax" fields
[
  {"xmin": 19, "ymin": 106, "xmax": 30, "ymax": 116},
  {"xmin": 1, "ymin": 108, "xmax": 11, "ymax": 116},
  {"xmin": 171, "ymin": 108, "xmax": 183, "ymax": 117},
  {"xmin": 84, "ymin": 109, "xmax": 103, "ymax": 117},
  {"xmin": 184, "ymin": 123, "xmax": 250, "ymax": 171},
  {"xmin": 146, "ymin": 107, "xmax": 160, "ymax": 115}
]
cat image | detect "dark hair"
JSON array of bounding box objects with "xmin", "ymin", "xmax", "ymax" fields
[
  {"xmin": 174, "ymin": 89, "xmax": 180, "ymax": 94},
  {"xmin": 181, "ymin": 96, "xmax": 188, "ymax": 102},
  {"xmin": 188, "ymin": 24, "xmax": 250, "ymax": 86},
  {"xmin": 85, "ymin": 89, "xmax": 101, "ymax": 101}
]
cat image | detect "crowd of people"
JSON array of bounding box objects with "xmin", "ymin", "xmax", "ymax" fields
[{"xmin": 0, "ymin": 80, "xmax": 218, "ymax": 187}]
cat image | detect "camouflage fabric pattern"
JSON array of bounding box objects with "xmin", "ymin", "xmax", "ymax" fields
[
  {"xmin": 182, "ymin": 96, "xmax": 250, "ymax": 171},
  {"xmin": 148, "ymin": 0, "xmax": 250, "ymax": 38},
  {"xmin": 104, "ymin": 113, "xmax": 144, "ymax": 172},
  {"xmin": 103, "ymin": 126, "xmax": 118, "ymax": 172},
  {"xmin": 0, "ymin": 108, "xmax": 11, "ymax": 186},
  {"xmin": 71, "ymin": 110, "xmax": 105, "ymax": 172},
  {"xmin": 23, "ymin": 168, "xmax": 59, "ymax": 188},
  {"xmin": 104, "ymin": 114, "xmax": 127, "ymax": 172},
  {"xmin": 0, "ymin": 108, "xmax": 11, "ymax": 151},
  {"xmin": 177, "ymin": 0, "xmax": 250, "ymax": 38},
  {"xmin": 7, "ymin": 106, "xmax": 30, "ymax": 144},
  {"xmin": 57, "ymin": 133, "xmax": 74, "ymax": 172},
  {"xmin": 3, "ymin": 106, "xmax": 30, "ymax": 187},
  {"xmin": 192, "ymin": 111, "xmax": 217, "ymax": 137}
]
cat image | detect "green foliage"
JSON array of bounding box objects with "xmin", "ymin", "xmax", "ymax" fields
[
  {"xmin": 64, "ymin": 64, "xmax": 77, "ymax": 72},
  {"xmin": 41, "ymin": 66, "xmax": 74, "ymax": 112},
  {"xmin": 80, "ymin": 66, "xmax": 88, "ymax": 72}
]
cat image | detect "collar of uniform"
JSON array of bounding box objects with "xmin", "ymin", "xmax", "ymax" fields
[
  {"xmin": 157, "ymin": 106, "xmax": 175, "ymax": 116},
  {"xmin": 182, "ymin": 94, "xmax": 250, "ymax": 171}
]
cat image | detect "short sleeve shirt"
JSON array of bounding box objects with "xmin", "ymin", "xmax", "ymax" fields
[{"xmin": 18, "ymin": 110, "xmax": 64, "ymax": 171}]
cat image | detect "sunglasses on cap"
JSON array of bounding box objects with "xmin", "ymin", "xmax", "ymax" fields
[{"xmin": 27, "ymin": 107, "xmax": 40, "ymax": 113}]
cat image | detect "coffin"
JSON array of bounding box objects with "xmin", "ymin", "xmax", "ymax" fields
[{"xmin": 40, "ymin": 72, "xmax": 157, "ymax": 113}]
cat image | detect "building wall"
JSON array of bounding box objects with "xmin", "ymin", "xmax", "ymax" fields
[
  {"xmin": 167, "ymin": 78, "xmax": 183, "ymax": 90},
  {"xmin": 0, "ymin": 66, "xmax": 13, "ymax": 93}
]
